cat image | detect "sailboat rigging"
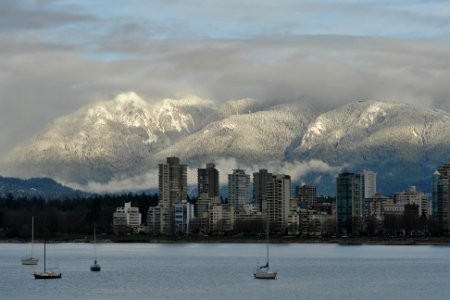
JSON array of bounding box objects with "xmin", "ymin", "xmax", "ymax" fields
[
  {"xmin": 254, "ymin": 218, "xmax": 277, "ymax": 279},
  {"xmin": 33, "ymin": 239, "xmax": 62, "ymax": 279},
  {"xmin": 21, "ymin": 216, "xmax": 39, "ymax": 265},
  {"xmin": 90, "ymin": 225, "xmax": 101, "ymax": 272}
]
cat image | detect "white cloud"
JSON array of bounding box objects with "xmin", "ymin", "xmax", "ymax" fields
[
  {"xmin": 65, "ymin": 158, "xmax": 343, "ymax": 194},
  {"xmin": 65, "ymin": 171, "xmax": 159, "ymax": 194},
  {"xmin": 1, "ymin": 1, "xmax": 449, "ymax": 159}
]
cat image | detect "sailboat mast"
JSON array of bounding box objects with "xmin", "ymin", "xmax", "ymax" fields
[
  {"xmin": 43, "ymin": 240, "xmax": 46, "ymax": 273},
  {"xmin": 94, "ymin": 225, "xmax": 97, "ymax": 260},
  {"xmin": 266, "ymin": 218, "xmax": 269, "ymax": 268},
  {"xmin": 31, "ymin": 216, "xmax": 34, "ymax": 256}
]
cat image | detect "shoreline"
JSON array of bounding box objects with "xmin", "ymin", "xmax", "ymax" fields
[{"xmin": 2, "ymin": 236, "xmax": 450, "ymax": 246}]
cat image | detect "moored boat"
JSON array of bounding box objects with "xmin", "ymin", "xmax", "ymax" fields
[
  {"xmin": 90, "ymin": 225, "xmax": 101, "ymax": 272},
  {"xmin": 33, "ymin": 240, "xmax": 62, "ymax": 279},
  {"xmin": 254, "ymin": 219, "xmax": 277, "ymax": 280},
  {"xmin": 21, "ymin": 216, "xmax": 39, "ymax": 266}
]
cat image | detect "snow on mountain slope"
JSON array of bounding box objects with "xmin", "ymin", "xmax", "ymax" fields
[
  {"xmin": 3, "ymin": 94, "xmax": 450, "ymax": 194},
  {"xmin": 154, "ymin": 102, "xmax": 314, "ymax": 164},
  {"xmin": 292, "ymin": 100, "xmax": 450, "ymax": 192},
  {"xmin": 295, "ymin": 100, "xmax": 450, "ymax": 160},
  {"xmin": 4, "ymin": 92, "xmax": 219, "ymax": 184}
]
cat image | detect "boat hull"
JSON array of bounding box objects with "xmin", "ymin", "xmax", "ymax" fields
[
  {"xmin": 254, "ymin": 270, "xmax": 277, "ymax": 279},
  {"xmin": 33, "ymin": 272, "xmax": 62, "ymax": 279},
  {"xmin": 22, "ymin": 257, "xmax": 39, "ymax": 265},
  {"xmin": 90, "ymin": 264, "xmax": 101, "ymax": 272}
]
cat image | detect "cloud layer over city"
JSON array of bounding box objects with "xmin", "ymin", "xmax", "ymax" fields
[{"xmin": 1, "ymin": 0, "xmax": 449, "ymax": 158}]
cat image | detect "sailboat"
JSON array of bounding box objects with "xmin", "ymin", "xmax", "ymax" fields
[
  {"xmin": 90, "ymin": 225, "xmax": 101, "ymax": 272},
  {"xmin": 254, "ymin": 219, "xmax": 277, "ymax": 279},
  {"xmin": 33, "ymin": 240, "xmax": 62, "ymax": 279},
  {"xmin": 21, "ymin": 216, "xmax": 39, "ymax": 265}
]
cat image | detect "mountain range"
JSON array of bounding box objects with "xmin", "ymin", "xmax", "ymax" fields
[
  {"xmin": 0, "ymin": 176, "xmax": 85, "ymax": 199},
  {"xmin": 3, "ymin": 92, "xmax": 450, "ymax": 195}
]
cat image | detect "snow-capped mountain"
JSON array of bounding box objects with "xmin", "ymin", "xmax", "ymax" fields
[
  {"xmin": 3, "ymin": 93, "xmax": 450, "ymax": 194},
  {"xmin": 4, "ymin": 92, "xmax": 219, "ymax": 184},
  {"xmin": 293, "ymin": 101, "xmax": 450, "ymax": 193},
  {"xmin": 155, "ymin": 102, "xmax": 314, "ymax": 164}
]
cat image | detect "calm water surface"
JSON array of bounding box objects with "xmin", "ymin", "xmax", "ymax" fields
[{"xmin": 1, "ymin": 243, "xmax": 449, "ymax": 300}]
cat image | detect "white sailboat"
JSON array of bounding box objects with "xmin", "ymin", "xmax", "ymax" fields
[
  {"xmin": 90, "ymin": 225, "xmax": 101, "ymax": 272},
  {"xmin": 21, "ymin": 216, "xmax": 39, "ymax": 265},
  {"xmin": 254, "ymin": 219, "xmax": 277, "ymax": 279}
]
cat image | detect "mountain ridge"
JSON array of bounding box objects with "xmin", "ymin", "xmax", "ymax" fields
[
  {"xmin": 0, "ymin": 176, "xmax": 86, "ymax": 199},
  {"xmin": 3, "ymin": 93, "xmax": 450, "ymax": 194}
]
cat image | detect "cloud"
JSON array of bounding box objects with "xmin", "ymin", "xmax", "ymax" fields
[
  {"xmin": 0, "ymin": 1, "xmax": 449, "ymax": 159},
  {"xmin": 0, "ymin": 1, "xmax": 95, "ymax": 31},
  {"xmin": 65, "ymin": 158, "xmax": 343, "ymax": 194},
  {"xmin": 1, "ymin": 36, "xmax": 450, "ymax": 157},
  {"xmin": 65, "ymin": 171, "xmax": 159, "ymax": 194}
]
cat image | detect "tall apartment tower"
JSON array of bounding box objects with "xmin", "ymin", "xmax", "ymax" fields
[
  {"xmin": 228, "ymin": 169, "xmax": 250, "ymax": 211},
  {"xmin": 197, "ymin": 163, "xmax": 220, "ymax": 198},
  {"xmin": 296, "ymin": 184, "xmax": 317, "ymax": 209},
  {"xmin": 265, "ymin": 174, "xmax": 291, "ymax": 231},
  {"xmin": 432, "ymin": 164, "xmax": 450, "ymax": 234},
  {"xmin": 361, "ymin": 169, "xmax": 376, "ymax": 199},
  {"xmin": 159, "ymin": 157, "xmax": 188, "ymax": 207},
  {"xmin": 336, "ymin": 171, "xmax": 362, "ymax": 235},
  {"xmin": 253, "ymin": 169, "xmax": 273, "ymax": 212}
]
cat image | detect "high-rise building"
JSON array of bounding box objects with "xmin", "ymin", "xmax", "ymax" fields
[
  {"xmin": 265, "ymin": 174, "xmax": 291, "ymax": 231},
  {"xmin": 361, "ymin": 169, "xmax": 376, "ymax": 199},
  {"xmin": 253, "ymin": 169, "xmax": 273, "ymax": 212},
  {"xmin": 296, "ymin": 185, "xmax": 317, "ymax": 209},
  {"xmin": 159, "ymin": 157, "xmax": 187, "ymax": 207},
  {"xmin": 336, "ymin": 171, "xmax": 362, "ymax": 235},
  {"xmin": 432, "ymin": 164, "xmax": 450, "ymax": 234},
  {"xmin": 228, "ymin": 169, "xmax": 250, "ymax": 211},
  {"xmin": 197, "ymin": 163, "xmax": 220, "ymax": 199},
  {"xmin": 146, "ymin": 206, "xmax": 170, "ymax": 235},
  {"xmin": 157, "ymin": 157, "xmax": 188, "ymax": 235},
  {"xmin": 174, "ymin": 200, "xmax": 194, "ymax": 235}
]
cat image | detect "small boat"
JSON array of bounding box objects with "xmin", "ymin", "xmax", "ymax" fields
[
  {"xmin": 90, "ymin": 225, "xmax": 101, "ymax": 272},
  {"xmin": 254, "ymin": 219, "xmax": 277, "ymax": 280},
  {"xmin": 90, "ymin": 260, "xmax": 101, "ymax": 272},
  {"xmin": 254, "ymin": 266, "xmax": 277, "ymax": 279},
  {"xmin": 33, "ymin": 240, "xmax": 62, "ymax": 279},
  {"xmin": 21, "ymin": 216, "xmax": 39, "ymax": 265}
]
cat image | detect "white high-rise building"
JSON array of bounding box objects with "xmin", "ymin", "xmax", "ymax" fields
[
  {"xmin": 361, "ymin": 169, "xmax": 376, "ymax": 199},
  {"xmin": 228, "ymin": 169, "xmax": 250, "ymax": 211},
  {"xmin": 174, "ymin": 200, "xmax": 194, "ymax": 235}
]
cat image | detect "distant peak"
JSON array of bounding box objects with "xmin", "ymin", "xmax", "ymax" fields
[{"xmin": 113, "ymin": 91, "xmax": 148, "ymax": 107}]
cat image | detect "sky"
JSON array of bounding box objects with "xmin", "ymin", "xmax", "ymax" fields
[{"xmin": 0, "ymin": 0, "xmax": 449, "ymax": 157}]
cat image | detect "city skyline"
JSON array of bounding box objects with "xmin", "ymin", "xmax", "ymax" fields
[{"xmin": 1, "ymin": 2, "xmax": 449, "ymax": 298}]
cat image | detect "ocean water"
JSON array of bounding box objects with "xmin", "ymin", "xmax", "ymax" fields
[{"xmin": 1, "ymin": 243, "xmax": 449, "ymax": 300}]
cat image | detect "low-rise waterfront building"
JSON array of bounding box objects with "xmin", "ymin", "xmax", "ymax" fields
[{"xmin": 113, "ymin": 202, "xmax": 142, "ymax": 234}]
